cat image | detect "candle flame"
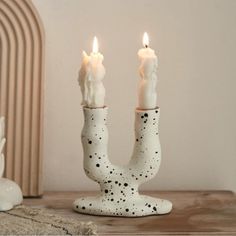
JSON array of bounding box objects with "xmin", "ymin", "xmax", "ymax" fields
[
  {"xmin": 93, "ymin": 36, "xmax": 99, "ymax": 53},
  {"xmin": 143, "ymin": 32, "xmax": 149, "ymax": 48}
]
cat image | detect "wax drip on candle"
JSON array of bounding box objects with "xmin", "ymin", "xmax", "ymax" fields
[
  {"xmin": 78, "ymin": 37, "xmax": 106, "ymax": 108},
  {"xmin": 137, "ymin": 33, "xmax": 158, "ymax": 110}
]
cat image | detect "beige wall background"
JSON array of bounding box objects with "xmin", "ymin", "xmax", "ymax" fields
[{"xmin": 32, "ymin": 0, "xmax": 236, "ymax": 192}]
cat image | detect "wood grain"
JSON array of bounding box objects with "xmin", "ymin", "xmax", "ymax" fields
[
  {"xmin": 0, "ymin": 0, "xmax": 44, "ymax": 196},
  {"xmin": 24, "ymin": 191, "xmax": 236, "ymax": 235}
]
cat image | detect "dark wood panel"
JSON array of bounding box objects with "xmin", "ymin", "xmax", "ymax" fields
[{"xmin": 23, "ymin": 191, "xmax": 236, "ymax": 235}]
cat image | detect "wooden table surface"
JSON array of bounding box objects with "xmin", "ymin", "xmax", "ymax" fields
[{"xmin": 23, "ymin": 191, "xmax": 236, "ymax": 235}]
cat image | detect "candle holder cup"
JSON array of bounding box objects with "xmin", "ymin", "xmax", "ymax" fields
[{"xmin": 73, "ymin": 106, "xmax": 172, "ymax": 217}]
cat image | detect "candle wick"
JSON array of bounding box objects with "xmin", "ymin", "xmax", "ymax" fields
[{"xmin": 145, "ymin": 45, "xmax": 148, "ymax": 48}]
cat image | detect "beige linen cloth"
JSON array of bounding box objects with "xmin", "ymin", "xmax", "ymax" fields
[{"xmin": 0, "ymin": 205, "xmax": 97, "ymax": 235}]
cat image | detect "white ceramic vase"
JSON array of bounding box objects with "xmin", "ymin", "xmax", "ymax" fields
[
  {"xmin": 0, "ymin": 117, "xmax": 23, "ymax": 211},
  {"xmin": 73, "ymin": 107, "xmax": 172, "ymax": 217}
]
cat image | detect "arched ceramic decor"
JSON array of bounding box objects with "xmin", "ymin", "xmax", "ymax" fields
[{"xmin": 0, "ymin": 0, "xmax": 44, "ymax": 196}]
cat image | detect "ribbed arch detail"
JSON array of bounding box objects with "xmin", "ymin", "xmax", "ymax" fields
[{"xmin": 0, "ymin": 0, "xmax": 44, "ymax": 196}]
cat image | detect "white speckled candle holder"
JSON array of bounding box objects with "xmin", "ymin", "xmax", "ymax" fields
[{"xmin": 73, "ymin": 107, "xmax": 172, "ymax": 217}]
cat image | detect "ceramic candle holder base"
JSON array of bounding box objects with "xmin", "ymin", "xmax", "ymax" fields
[
  {"xmin": 0, "ymin": 177, "xmax": 23, "ymax": 211},
  {"xmin": 73, "ymin": 107, "xmax": 172, "ymax": 217},
  {"xmin": 0, "ymin": 117, "xmax": 23, "ymax": 211}
]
